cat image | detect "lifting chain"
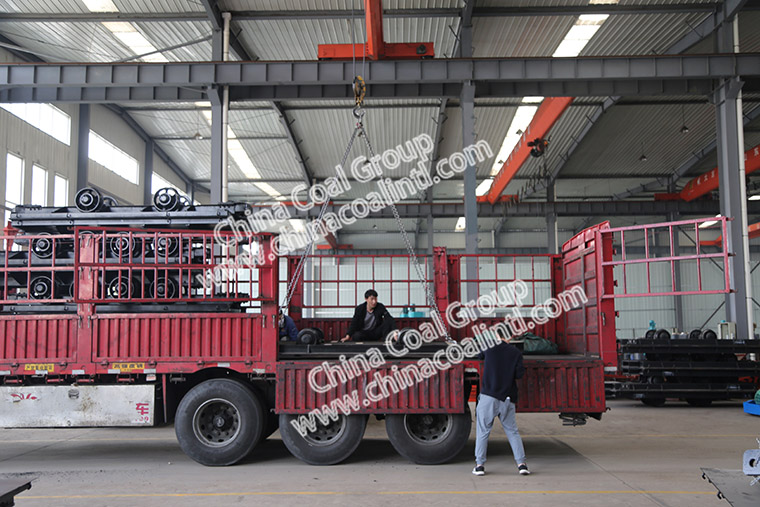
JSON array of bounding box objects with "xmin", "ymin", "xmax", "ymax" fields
[
  {"xmin": 356, "ymin": 116, "xmax": 452, "ymax": 343},
  {"xmin": 281, "ymin": 96, "xmax": 451, "ymax": 343}
]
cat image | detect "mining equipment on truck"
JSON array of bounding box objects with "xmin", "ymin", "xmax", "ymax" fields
[{"xmin": 1, "ymin": 185, "xmax": 620, "ymax": 466}]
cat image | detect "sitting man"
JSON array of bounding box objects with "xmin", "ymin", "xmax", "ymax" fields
[
  {"xmin": 341, "ymin": 289, "xmax": 396, "ymax": 342},
  {"xmin": 279, "ymin": 310, "xmax": 299, "ymax": 342}
]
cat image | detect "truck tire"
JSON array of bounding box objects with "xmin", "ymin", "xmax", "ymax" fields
[
  {"xmin": 385, "ymin": 406, "xmax": 472, "ymax": 465},
  {"xmin": 175, "ymin": 379, "xmax": 264, "ymax": 466},
  {"xmin": 279, "ymin": 413, "xmax": 367, "ymax": 465}
]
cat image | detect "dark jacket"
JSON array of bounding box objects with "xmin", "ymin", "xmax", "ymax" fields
[
  {"xmin": 479, "ymin": 342, "xmax": 525, "ymax": 403},
  {"xmin": 279, "ymin": 314, "xmax": 299, "ymax": 341},
  {"xmin": 347, "ymin": 302, "xmax": 395, "ymax": 336}
]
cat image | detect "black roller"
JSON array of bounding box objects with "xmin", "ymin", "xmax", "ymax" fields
[
  {"xmin": 150, "ymin": 276, "xmax": 178, "ymax": 299},
  {"xmin": 703, "ymin": 329, "xmax": 718, "ymax": 341},
  {"xmin": 178, "ymin": 195, "xmax": 192, "ymax": 209},
  {"xmin": 655, "ymin": 328, "xmax": 671, "ymax": 340},
  {"xmin": 297, "ymin": 328, "xmax": 320, "ymax": 345},
  {"xmin": 154, "ymin": 236, "xmax": 179, "ymax": 257},
  {"xmin": 109, "ymin": 232, "xmax": 136, "ymax": 258},
  {"xmin": 75, "ymin": 187, "xmax": 103, "ymax": 212},
  {"xmin": 153, "ymin": 187, "xmax": 181, "ymax": 212},
  {"xmin": 102, "ymin": 196, "xmax": 118, "ymax": 209},
  {"xmin": 644, "ymin": 329, "xmax": 656, "ymax": 340},
  {"xmin": 312, "ymin": 327, "xmax": 325, "ymax": 344},
  {"xmin": 106, "ymin": 275, "xmax": 138, "ymax": 299},
  {"xmin": 29, "ymin": 275, "xmax": 53, "ymax": 299},
  {"xmin": 31, "ymin": 233, "xmax": 54, "ymax": 259},
  {"xmin": 689, "ymin": 329, "xmax": 702, "ymax": 340}
]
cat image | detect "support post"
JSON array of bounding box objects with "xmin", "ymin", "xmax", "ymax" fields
[
  {"xmin": 143, "ymin": 139, "xmax": 154, "ymax": 205},
  {"xmin": 715, "ymin": 17, "xmax": 753, "ymax": 339},
  {"xmin": 461, "ymin": 81, "xmax": 478, "ymax": 302},
  {"xmin": 668, "ymin": 183, "xmax": 684, "ymax": 332},
  {"xmin": 209, "ymin": 90, "xmax": 223, "ymax": 203},
  {"xmin": 76, "ymin": 104, "xmax": 90, "ymax": 191},
  {"xmin": 547, "ymin": 179, "xmax": 558, "ymax": 254}
]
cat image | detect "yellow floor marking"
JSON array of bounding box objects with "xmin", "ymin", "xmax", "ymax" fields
[{"xmin": 18, "ymin": 490, "xmax": 715, "ymax": 500}]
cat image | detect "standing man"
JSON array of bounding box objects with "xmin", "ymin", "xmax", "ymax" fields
[
  {"xmin": 341, "ymin": 289, "xmax": 396, "ymax": 342},
  {"xmin": 472, "ymin": 333, "xmax": 530, "ymax": 476}
]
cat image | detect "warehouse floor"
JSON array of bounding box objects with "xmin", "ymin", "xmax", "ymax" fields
[{"xmin": 1, "ymin": 399, "xmax": 757, "ymax": 507}]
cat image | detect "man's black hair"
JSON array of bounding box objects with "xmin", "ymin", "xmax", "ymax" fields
[{"xmin": 364, "ymin": 289, "xmax": 378, "ymax": 299}]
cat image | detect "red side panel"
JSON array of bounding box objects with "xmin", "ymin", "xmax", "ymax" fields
[
  {"xmin": 276, "ymin": 361, "xmax": 464, "ymax": 414},
  {"xmin": 91, "ymin": 313, "xmax": 264, "ymax": 364},
  {"xmin": 0, "ymin": 315, "xmax": 77, "ymax": 363},
  {"xmin": 560, "ymin": 222, "xmax": 616, "ymax": 369},
  {"xmin": 517, "ymin": 358, "xmax": 605, "ymax": 413}
]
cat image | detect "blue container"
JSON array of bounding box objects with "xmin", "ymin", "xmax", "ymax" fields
[{"xmin": 743, "ymin": 400, "xmax": 760, "ymax": 416}]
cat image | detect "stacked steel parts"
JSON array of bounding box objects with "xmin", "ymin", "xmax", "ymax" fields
[
  {"xmin": 607, "ymin": 331, "xmax": 760, "ymax": 406},
  {"xmin": 2, "ymin": 187, "xmax": 264, "ymax": 313}
]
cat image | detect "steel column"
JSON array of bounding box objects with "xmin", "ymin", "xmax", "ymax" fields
[
  {"xmin": 143, "ymin": 139, "xmax": 154, "ymax": 205},
  {"xmin": 716, "ymin": 17, "xmax": 753, "ymax": 340},
  {"xmin": 76, "ymin": 104, "xmax": 89, "ymax": 191},
  {"xmin": 547, "ymin": 180, "xmax": 558, "ymax": 254},
  {"xmin": 461, "ymin": 81, "xmax": 478, "ymax": 302}
]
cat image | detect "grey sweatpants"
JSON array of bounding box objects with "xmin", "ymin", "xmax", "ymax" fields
[{"xmin": 474, "ymin": 393, "xmax": 526, "ymax": 465}]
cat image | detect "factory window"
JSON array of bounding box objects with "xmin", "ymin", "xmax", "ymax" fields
[
  {"xmin": 0, "ymin": 103, "xmax": 71, "ymax": 145},
  {"xmin": 4, "ymin": 152, "xmax": 23, "ymax": 225},
  {"xmin": 31, "ymin": 164, "xmax": 48, "ymax": 206},
  {"xmin": 151, "ymin": 172, "xmax": 184, "ymax": 195},
  {"xmin": 53, "ymin": 174, "xmax": 69, "ymax": 207},
  {"xmin": 88, "ymin": 131, "xmax": 139, "ymax": 185}
]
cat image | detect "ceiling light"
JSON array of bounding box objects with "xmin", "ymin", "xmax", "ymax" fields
[
  {"xmin": 638, "ymin": 142, "xmax": 648, "ymax": 162},
  {"xmin": 699, "ymin": 215, "xmax": 721, "ymax": 228},
  {"xmin": 83, "ymin": 0, "xmax": 118, "ymax": 12},
  {"xmin": 476, "ymin": 179, "xmax": 493, "ymax": 196},
  {"xmin": 455, "ymin": 217, "xmax": 466, "ymax": 231},
  {"xmin": 490, "ymin": 105, "xmax": 538, "ymax": 175},
  {"xmin": 289, "ymin": 219, "xmax": 306, "ymax": 233},
  {"xmin": 680, "ymin": 104, "xmax": 689, "ymax": 134}
]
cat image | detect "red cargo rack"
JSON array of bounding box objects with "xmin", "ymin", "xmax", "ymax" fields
[{"xmin": 74, "ymin": 227, "xmax": 272, "ymax": 304}]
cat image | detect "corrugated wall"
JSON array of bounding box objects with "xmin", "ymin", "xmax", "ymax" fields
[{"xmin": 0, "ymin": 48, "xmax": 188, "ymax": 209}]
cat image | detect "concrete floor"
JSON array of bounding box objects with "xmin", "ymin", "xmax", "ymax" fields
[{"xmin": 1, "ymin": 399, "xmax": 757, "ymax": 507}]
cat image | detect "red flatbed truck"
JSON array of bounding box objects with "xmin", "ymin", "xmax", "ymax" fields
[{"xmin": 1, "ymin": 216, "xmax": 620, "ymax": 466}]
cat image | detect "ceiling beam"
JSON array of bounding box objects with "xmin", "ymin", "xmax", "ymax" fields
[
  {"xmin": 272, "ymin": 102, "xmax": 313, "ymax": 186},
  {"xmin": 1, "ymin": 55, "xmax": 757, "ymax": 103},
  {"xmin": 0, "ymin": 4, "xmax": 740, "ymax": 22},
  {"xmin": 251, "ymin": 200, "xmax": 756, "ymax": 219}
]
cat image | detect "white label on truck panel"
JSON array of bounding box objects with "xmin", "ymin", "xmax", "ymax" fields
[
  {"xmin": 0, "ymin": 385, "xmax": 155, "ymax": 427},
  {"xmin": 0, "ymin": 371, "xmax": 10, "ymax": 375},
  {"xmin": 217, "ymin": 362, "xmax": 230, "ymax": 368}
]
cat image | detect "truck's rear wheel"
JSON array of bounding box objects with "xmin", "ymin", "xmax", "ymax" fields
[
  {"xmin": 279, "ymin": 413, "xmax": 367, "ymax": 465},
  {"xmin": 385, "ymin": 407, "xmax": 472, "ymax": 465},
  {"xmin": 175, "ymin": 379, "xmax": 264, "ymax": 466}
]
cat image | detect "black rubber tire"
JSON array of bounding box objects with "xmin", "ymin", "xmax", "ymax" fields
[
  {"xmin": 686, "ymin": 398, "xmax": 713, "ymax": 407},
  {"xmin": 703, "ymin": 329, "xmax": 718, "ymax": 341},
  {"xmin": 644, "ymin": 329, "xmax": 656, "ymax": 340},
  {"xmin": 279, "ymin": 413, "xmax": 367, "ymax": 465},
  {"xmin": 689, "ymin": 329, "xmax": 702, "ymax": 340},
  {"xmin": 175, "ymin": 378, "xmax": 264, "ymax": 466},
  {"xmin": 385, "ymin": 406, "xmax": 472, "ymax": 465},
  {"xmin": 655, "ymin": 328, "xmax": 671, "ymax": 340}
]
